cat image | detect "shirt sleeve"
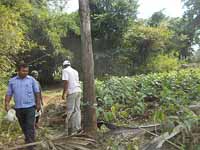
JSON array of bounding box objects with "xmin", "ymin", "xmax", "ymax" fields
[
  {"xmin": 62, "ymin": 70, "xmax": 69, "ymax": 80},
  {"xmin": 6, "ymin": 80, "xmax": 13, "ymax": 96},
  {"xmin": 32, "ymin": 78, "xmax": 40, "ymax": 93}
]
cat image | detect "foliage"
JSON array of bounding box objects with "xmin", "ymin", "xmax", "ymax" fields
[
  {"xmin": 89, "ymin": 0, "xmax": 139, "ymax": 76},
  {"xmin": 89, "ymin": 1, "xmax": 198, "ymax": 76},
  {"xmin": 121, "ymin": 23, "xmax": 172, "ymax": 74},
  {"xmin": 166, "ymin": 17, "xmax": 193, "ymax": 59},
  {"xmin": 191, "ymin": 49, "xmax": 200, "ymax": 63},
  {"xmin": 147, "ymin": 10, "xmax": 167, "ymax": 27},
  {"xmin": 182, "ymin": 0, "xmax": 200, "ymax": 45},
  {"xmin": 146, "ymin": 54, "xmax": 182, "ymax": 72},
  {"xmin": 17, "ymin": 11, "xmax": 79, "ymax": 83},
  {"xmin": 90, "ymin": 0, "xmax": 138, "ymax": 48},
  {"xmin": 47, "ymin": 0, "xmax": 70, "ymax": 12},
  {"xmin": 96, "ymin": 69, "xmax": 200, "ymax": 147},
  {"xmin": 0, "ymin": 0, "xmax": 198, "ymax": 80},
  {"xmin": 0, "ymin": 0, "xmax": 80, "ymax": 83},
  {"xmin": 100, "ymin": 135, "xmax": 140, "ymax": 150},
  {"xmin": 96, "ymin": 69, "xmax": 200, "ymax": 123},
  {"xmin": 0, "ymin": 119, "xmax": 21, "ymax": 144},
  {"xmin": 0, "ymin": 2, "xmax": 31, "ymax": 79},
  {"xmin": 0, "ymin": 0, "xmax": 35, "ymax": 103}
]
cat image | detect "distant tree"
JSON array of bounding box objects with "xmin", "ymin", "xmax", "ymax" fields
[
  {"xmin": 181, "ymin": 0, "xmax": 200, "ymax": 54},
  {"xmin": 89, "ymin": 0, "xmax": 138, "ymax": 75},
  {"xmin": 122, "ymin": 23, "xmax": 172, "ymax": 73},
  {"xmin": 166, "ymin": 18, "xmax": 192, "ymax": 59},
  {"xmin": 148, "ymin": 10, "xmax": 167, "ymax": 27},
  {"xmin": 90, "ymin": 0, "xmax": 138, "ymax": 49}
]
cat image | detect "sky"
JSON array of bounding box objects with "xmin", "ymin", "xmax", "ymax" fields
[
  {"xmin": 138, "ymin": 0, "xmax": 184, "ymax": 18},
  {"xmin": 65, "ymin": 0, "xmax": 184, "ymax": 18}
]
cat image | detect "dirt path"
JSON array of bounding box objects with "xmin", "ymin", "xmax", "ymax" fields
[
  {"xmin": 1, "ymin": 86, "xmax": 99, "ymax": 149},
  {"xmin": 39, "ymin": 87, "xmax": 67, "ymax": 134},
  {"xmin": 42, "ymin": 86, "xmax": 63, "ymax": 105}
]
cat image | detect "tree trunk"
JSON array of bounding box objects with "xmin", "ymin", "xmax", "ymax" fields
[{"xmin": 79, "ymin": 0, "xmax": 97, "ymax": 137}]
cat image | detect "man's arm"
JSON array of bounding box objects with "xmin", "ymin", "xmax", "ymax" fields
[
  {"xmin": 5, "ymin": 81, "xmax": 13, "ymax": 111},
  {"xmin": 32, "ymin": 78, "xmax": 41, "ymax": 111},
  {"xmin": 40, "ymin": 91, "xmax": 43, "ymax": 105},
  {"xmin": 38, "ymin": 83, "xmax": 43, "ymax": 105},
  {"xmin": 35, "ymin": 93, "xmax": 41, "ymax": 112},
  {"xmin": 62, "ymin": 80, "xmax": 68, "ymax": 100},
  {"xmin": 5, "ymin": 95, "xmax": 12, "ymax": 112}
]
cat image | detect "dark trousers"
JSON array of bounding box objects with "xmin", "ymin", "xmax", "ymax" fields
[{"xmin": 15, "ymin": 106, "xmax": 35, "ymax": 149}]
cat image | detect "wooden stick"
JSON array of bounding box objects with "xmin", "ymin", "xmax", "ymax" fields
[
  {"xmin": 138, "ymin": 126, "xmax": 182, "ymax": 149},
  {"xmin": 8, "ymin": 141, "xmax": 43, "ymax": 150}
]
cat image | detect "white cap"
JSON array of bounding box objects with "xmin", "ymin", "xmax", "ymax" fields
[{"xmin": 63, "ymin": 60, "xmax": 71, "ymax": 66}]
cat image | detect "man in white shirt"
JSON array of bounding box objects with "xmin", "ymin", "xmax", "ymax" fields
[{"xmin": 62, "ymin": 60, "xmax": 82, "ymax": 135}]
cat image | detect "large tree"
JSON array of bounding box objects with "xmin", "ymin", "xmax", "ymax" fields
[{"xmin": 79, "ymin": 0, "xmax": 97, "ymax": 137}]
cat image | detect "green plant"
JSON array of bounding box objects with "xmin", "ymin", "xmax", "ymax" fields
[{"xmin": 96, "ymin": 68, "xmax": 200, "ymax": 123}]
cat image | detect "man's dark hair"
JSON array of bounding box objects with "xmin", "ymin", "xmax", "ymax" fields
[
  {"xmin": 63, "ymin": 64, "xmax": 70, "ymax": 68},
  {"xmin": 17, "ymin": 63, "xmax": 29, "ymax": 71}
]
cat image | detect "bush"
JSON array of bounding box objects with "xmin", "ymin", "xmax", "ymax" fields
[
  {"xmin": 96, "ymin": 69, "xmax": 200, "ymax": 122},
  {"xmin": 147, "ymin": 54, "xmax": 181, "ymax": 72}
]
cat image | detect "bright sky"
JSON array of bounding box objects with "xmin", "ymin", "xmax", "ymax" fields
[
  {"xmin": 66, "ymin": 0, "xmax": 184, "ymax": 18},
  {"xmin": 65, "ymin": 0, "xmax": 79, "ymax": 13},
  {"xmin": 138, "ymin": 0, "xmax": 184, "ymax": 18}
]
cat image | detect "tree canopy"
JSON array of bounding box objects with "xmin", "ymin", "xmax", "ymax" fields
[{"xmin": 0, "ymin": 0, "xmax": 199, "ymax": 79}]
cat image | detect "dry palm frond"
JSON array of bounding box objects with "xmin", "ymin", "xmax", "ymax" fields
[{"xmin": 7, "ymin": 134, "xmax": 98, "ymax": 150}]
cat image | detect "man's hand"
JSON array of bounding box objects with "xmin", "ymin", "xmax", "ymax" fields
[
  {"xmin": 36, "ymin": 103, "xmax": 41, "ymax": 112},
  {"xmin": 41, "ymin": 99, "xmax": 44, "ymax": 106},
  {"xmin": 62, "ymin": 112, "xmax": 68, "ymax": 118},
  {"xmin": 5, "ymin": 95, "xmax": 12, "ymax": 112},
  {"xmin": 5, "ymin": 104, "xmax": 10, "ymax": 112},
  {"xmin": 62, "ymin": 94, "xmax": 65, "ymax": 100}
]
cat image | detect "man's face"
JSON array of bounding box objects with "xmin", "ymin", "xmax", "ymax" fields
[{"xmin": 18, "ymin": 67, "xmax": 29, "ymax": 78}]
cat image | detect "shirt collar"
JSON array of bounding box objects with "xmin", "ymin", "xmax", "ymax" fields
[{"xmin": 16, "ymin": 75, "xmax": 30, "ymax": 79}]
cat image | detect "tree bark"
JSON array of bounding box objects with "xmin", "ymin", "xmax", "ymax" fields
[{"xmin": 79, "ymin": 0, "xmax": 97, "ymax": 137}]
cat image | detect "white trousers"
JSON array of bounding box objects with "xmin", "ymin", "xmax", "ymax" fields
[{"xmin": 65, "ymin": 92, "xmax": 81, "ymax": 134}]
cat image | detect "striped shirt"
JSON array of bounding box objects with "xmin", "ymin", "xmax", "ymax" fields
[{"xmin": 6, "ymin": 75, "xmax": 40, "ymax": 108}]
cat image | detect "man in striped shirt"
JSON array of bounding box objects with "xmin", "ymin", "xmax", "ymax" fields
[{"xmin": 5, "ymin": 63, "xmax": 41, "ymax": 150}]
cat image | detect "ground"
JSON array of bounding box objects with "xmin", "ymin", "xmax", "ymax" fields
[
  {"xmin": 0, "ymin": 85, "xmax": 98, "ymax": 150},
  {"xmin": 1, "ymin": 85, "xmax": 197, "ymax": 150}
]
